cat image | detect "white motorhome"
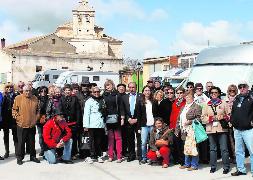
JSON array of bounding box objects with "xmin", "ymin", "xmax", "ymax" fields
[
  {"xmin": 166, "ymin": 68, "xmax": 191, "ymax": 88},
  {"xmin": 186, "ymin": 44, "xmax": 253, "ymax": 93},
  {"xmin": 150, "ymin": 68, "xmax": 183, "ymax": 83},
  {"xmin": 54, "ymin": 71, "xmax": 119, "ymax": 89},
  {"xmin": 32, "ymin": 69, "xmax": 67, "ymax": 89}
]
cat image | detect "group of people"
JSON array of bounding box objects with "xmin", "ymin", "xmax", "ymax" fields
[{"xmin": 0, "ymin": 78, "xmax": 252, "ymax": 177}]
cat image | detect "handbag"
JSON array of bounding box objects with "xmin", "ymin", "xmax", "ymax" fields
[
  {"xmin": 79, "ymin": 132, "xmax": 90, "ymax": 150},
  {"xmin": 155, "ymin": 139, "xmax": 168, "ymax": 147},
  {"xmin": 220, "ymin": 119, "xmax": 229, "ymax": 129},
  {"xmin": 106, "ymin": 114, "xmax": 118, "ymax": 124},
  {"xmin": 192, "ymin": 119, "xmax": 208, "ymax": 144},
  {"xmin": 155, "ymin": 128, "xmax": 172, "ymax": 147}
]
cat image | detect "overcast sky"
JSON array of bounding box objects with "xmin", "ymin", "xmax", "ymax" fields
[{"xmin": 1, "ymin": 0, "xmax": 253, "ymax": 59}]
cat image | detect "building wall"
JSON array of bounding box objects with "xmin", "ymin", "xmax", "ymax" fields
[
  {"xmin": 0, "ymin": 51, "xmax": 11, "ymax": 84},
  {"xmin": 8, "ymin": 55, "xmax": 123, "ymax": 84},
  {"xmin": 108, "ymin": 43, "xmax": 122, "ymax": 59},
  {"xmin": 69, "ymin": 39, "xmax": 108, "ymax": 56},
  {"xmin": 29, "ymin": 35, "xmax": 76, "ymax": 53}
]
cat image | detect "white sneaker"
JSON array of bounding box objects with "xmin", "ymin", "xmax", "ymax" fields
[
  {"xmin": 102, "ymin": 152, "xmax": 108, "ymax": 158},
  {"xmin": 98, "ymin": 157, "xmax": 104, "ymax": 163},
  {"xmin": 85, "ymin": 157, "xmax": 94, "ymax": 164}
]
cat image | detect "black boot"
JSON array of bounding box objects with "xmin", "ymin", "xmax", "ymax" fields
[
  {"xmin": 4, "ymin": 152, "xmax": 9, "ymax": 158},
  {"xmin": 0, "ymin": 156, "xmax": 4, "ymax": 160},
  {"xmin": 4, "ymin": 142, "xmax": 9, "ymax": 158}
]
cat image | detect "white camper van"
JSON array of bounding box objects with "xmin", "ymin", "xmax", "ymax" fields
[
  {"xmin": 54, "ymin": 71, "xmax": 119, "ymax": 89},
  {"xmin": 32, "ymin": 69, "xmax": 67, "ymax": 89},
  {"xmin": 186, "ymin": 44, "xmax": 253, "ymax": 93},
  {"xmin": 166, "ymin": 68, "xmax": 191, "ymax": 88}
]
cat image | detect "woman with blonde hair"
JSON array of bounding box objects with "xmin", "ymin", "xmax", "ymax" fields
[
  {"xmin": 225, "ymin": 84, "xmax": 238, "ymax": 164},
  {"xmin": 103, "ymin": 79, "xmax": 123, "ymax": 162}
]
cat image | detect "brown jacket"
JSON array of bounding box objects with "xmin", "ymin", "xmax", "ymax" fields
[
  {"xmin": 149, "ymin": 126, "xmax": 173, "ymax": 151},
  {"xmin": 201, "ymin": 100, "xmax": 230, "ymax": 134},
  {"xmin": 175, "ymin": 102, "xmax": 202, "ymax": 140},
  {"xmin": 12, "ymin": 94, "xmax": 40, "ymax": 128}
]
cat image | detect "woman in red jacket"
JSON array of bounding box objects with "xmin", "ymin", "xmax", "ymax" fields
[
  {"xmin": 170, "ymin": 87, "xmax": 186, "ymax": 165},
  {"xmin": 43, "ymin": 111, "xmax": 73, "ymax": 164}
]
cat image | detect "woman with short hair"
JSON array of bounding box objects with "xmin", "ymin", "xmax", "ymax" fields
[
  {"xmin": 176, "ymin": 90, "xmax": 202, "ymax": 171},
  {"xmin": 147, "ymin": 117, "xmax": 173, "ymax": 168},
  {"xmin": 83, "ymin": 86, "xmax": 106, "ymax": 163},
  {"xmin": 224, "ymin": 84, "xmax": 238, "ymax": 164},
  {"xmin": 103, "ymin": 79, "xmax": 123, "ymax": 163},
  {"xmin": 202, "ymin": 86, "xmax": 230, "ymax": 174}
]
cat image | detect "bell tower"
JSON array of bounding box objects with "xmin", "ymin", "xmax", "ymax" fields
[{"xmin": 72, "ymin": 0, "xmax": 95, "ymax": 39}]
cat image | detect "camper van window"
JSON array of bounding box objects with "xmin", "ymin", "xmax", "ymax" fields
[
  {"xmin": 53, "ymin": 75, "xmax": 59, "ymax": 79},
  {"xmin": 71, "ymin": 75, "xmax": 78, "ymax": 83},
  {"xmin": 45, "ymin": 74, "xmax": 49, "ymax": 81},
  {"xmin": 82, "ymin": 76, "xmax": 89, "ymax": 82},
  {"xmin": 93, "ymin": 76, "xmax": 100, "ymax": 81}
]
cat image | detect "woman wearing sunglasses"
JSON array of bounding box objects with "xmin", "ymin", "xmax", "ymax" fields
[
  {"xmin": 225, "ymin": 84, "xmax": 238, "ymax": 164},
  {"xmin": 83, "ymin": 86, "xmax": 106, "ymax": 163},
  {"xmin": 202, "ymin": 86, "xmax": 230, "ymax": 174},
  {"xmin": 169, "ymin": 87, "xmax": 186, "ymax": 165}
]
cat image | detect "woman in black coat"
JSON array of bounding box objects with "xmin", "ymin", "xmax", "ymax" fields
[
  {"xmin": 103, "ymin": 80, "xmax": 123, "ymax": 162},
  {"xmin": 1, "ymin": 84, "xmax": 18, "ymax": 158}
]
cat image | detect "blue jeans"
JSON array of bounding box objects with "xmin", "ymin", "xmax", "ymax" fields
[
  {"xmin": 184, "ymin": 155, "xmax": 199, "ymax": 168},
  {"xmin": 44, "ymin": 139, "xmax": 73, "ymax": 164},
  {"xmin": 208, "ymin": 133, "xmax": 230, "ymax": 170},
  {"xmin": 141, "ymin": 126, "xmax": 153, "ymax": 160},
  {"xmin": 234, "ymin": 128, "xmax": 253, "ymax": 174}
]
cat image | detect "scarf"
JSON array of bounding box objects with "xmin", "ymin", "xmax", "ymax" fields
[
  {"xmin": 207, "ymin": 98, "xmax": 222, "ymax": 106},
  {"xmin": 176, "ymin": 98, "xmax": 184, "ymax": 107}
]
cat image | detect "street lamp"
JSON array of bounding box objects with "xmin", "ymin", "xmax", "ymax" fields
[
  {"xmin": 11, "ymin": 55, "xmax": 16, "ymax": 83},
  {"xmin": 136, "ymin": 62, "xmax": 142, "ymax": 92}
]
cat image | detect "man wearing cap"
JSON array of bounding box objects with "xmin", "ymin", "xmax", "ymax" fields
[
  {"xmin": 231, "ymin": 81, "xmax": 253, "ymax": 176},
  {"xmin": 43, "ymin": 110, "xmax": 73, "ymax": 164},
  {"xmin": 154, "ymin": 79, "xmax": 162, "ymax": 92},
  {"xmin": 12, "ymin": 85, "xmax": 40, "ymax": 165}
]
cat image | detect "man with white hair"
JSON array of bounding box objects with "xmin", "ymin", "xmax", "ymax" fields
[{"xmin": 12, "ymin": 85, "xmax": 40, "ymax": 165}]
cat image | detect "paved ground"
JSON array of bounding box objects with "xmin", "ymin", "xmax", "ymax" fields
[{"xmin": 0, "ymin": 132, "xmax": 252, "ymax": 180}]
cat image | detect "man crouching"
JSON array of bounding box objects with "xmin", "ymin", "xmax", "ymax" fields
[{"xmin": 43, "ymin": 110, "xmax": 73, "ymax": 164}]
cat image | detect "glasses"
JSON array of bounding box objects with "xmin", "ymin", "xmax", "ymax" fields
[
  {"xmin": 168, "ymin": 92, "xmax": 174, "ymax": 94},
  {"xmin": 211, "ymin": 91, "xmax": 218, "ymax": 94},
  {"xmin": 40, "ymin": 90, "xmax": 47, "ymax": 93},
  {"xmin": 93, "ymin": 91, "xmax": 100, "ymax": 93},
  {"xmin": 196, "ymin": 88, "xmax": 203, "ymax": 91},
  {"xmin": 229, "ymin": 89, "xmax": 236, "ymax": 93},
  {"xmin": 187, "ymin": 86, "xmax": 193, "ymax": 89},
  {"xmin": 238, "ymin": 84, "xmax": 247, "ymax": 89},
  {"xmin": 176, "ymin": 92, "xmax": 183, "ymax": 94}
]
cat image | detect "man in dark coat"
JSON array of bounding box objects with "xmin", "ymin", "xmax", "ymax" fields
[
  {"xmin": 120, "ymin": 82, "xmax": 142, "ymax": 162},
  {"xmin": 58, "ymin": 84, "xmax": 81, "ymax": 159},
  {"xmin": 1, "ymin": 84, "xmax": 18, "ymax": 158}
]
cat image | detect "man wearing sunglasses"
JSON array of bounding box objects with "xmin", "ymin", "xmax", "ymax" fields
[{"xmin": 231, "ymin": 81, "xmax": 253, "ymax": 176}]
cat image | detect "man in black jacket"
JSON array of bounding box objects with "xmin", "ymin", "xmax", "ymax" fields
[
  {"xmin": 120, "ymin": 82, "xmax": 142, "ymax": 162},
  {"xmin": 58, "ymin": 84, "xmax": 81, "ymax": 160},
  {"xmin": 231, "ymin": 81, "xmax": 253, "ymax": 176}
]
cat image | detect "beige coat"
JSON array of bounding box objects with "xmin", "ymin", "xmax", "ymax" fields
[
  {"xmin": 201, "ymin": 100, "xmax": 230, "ymax": 134},
  {"xmin": 12, "ymin": 94, "xmax": 40, "ymax": 128}
]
